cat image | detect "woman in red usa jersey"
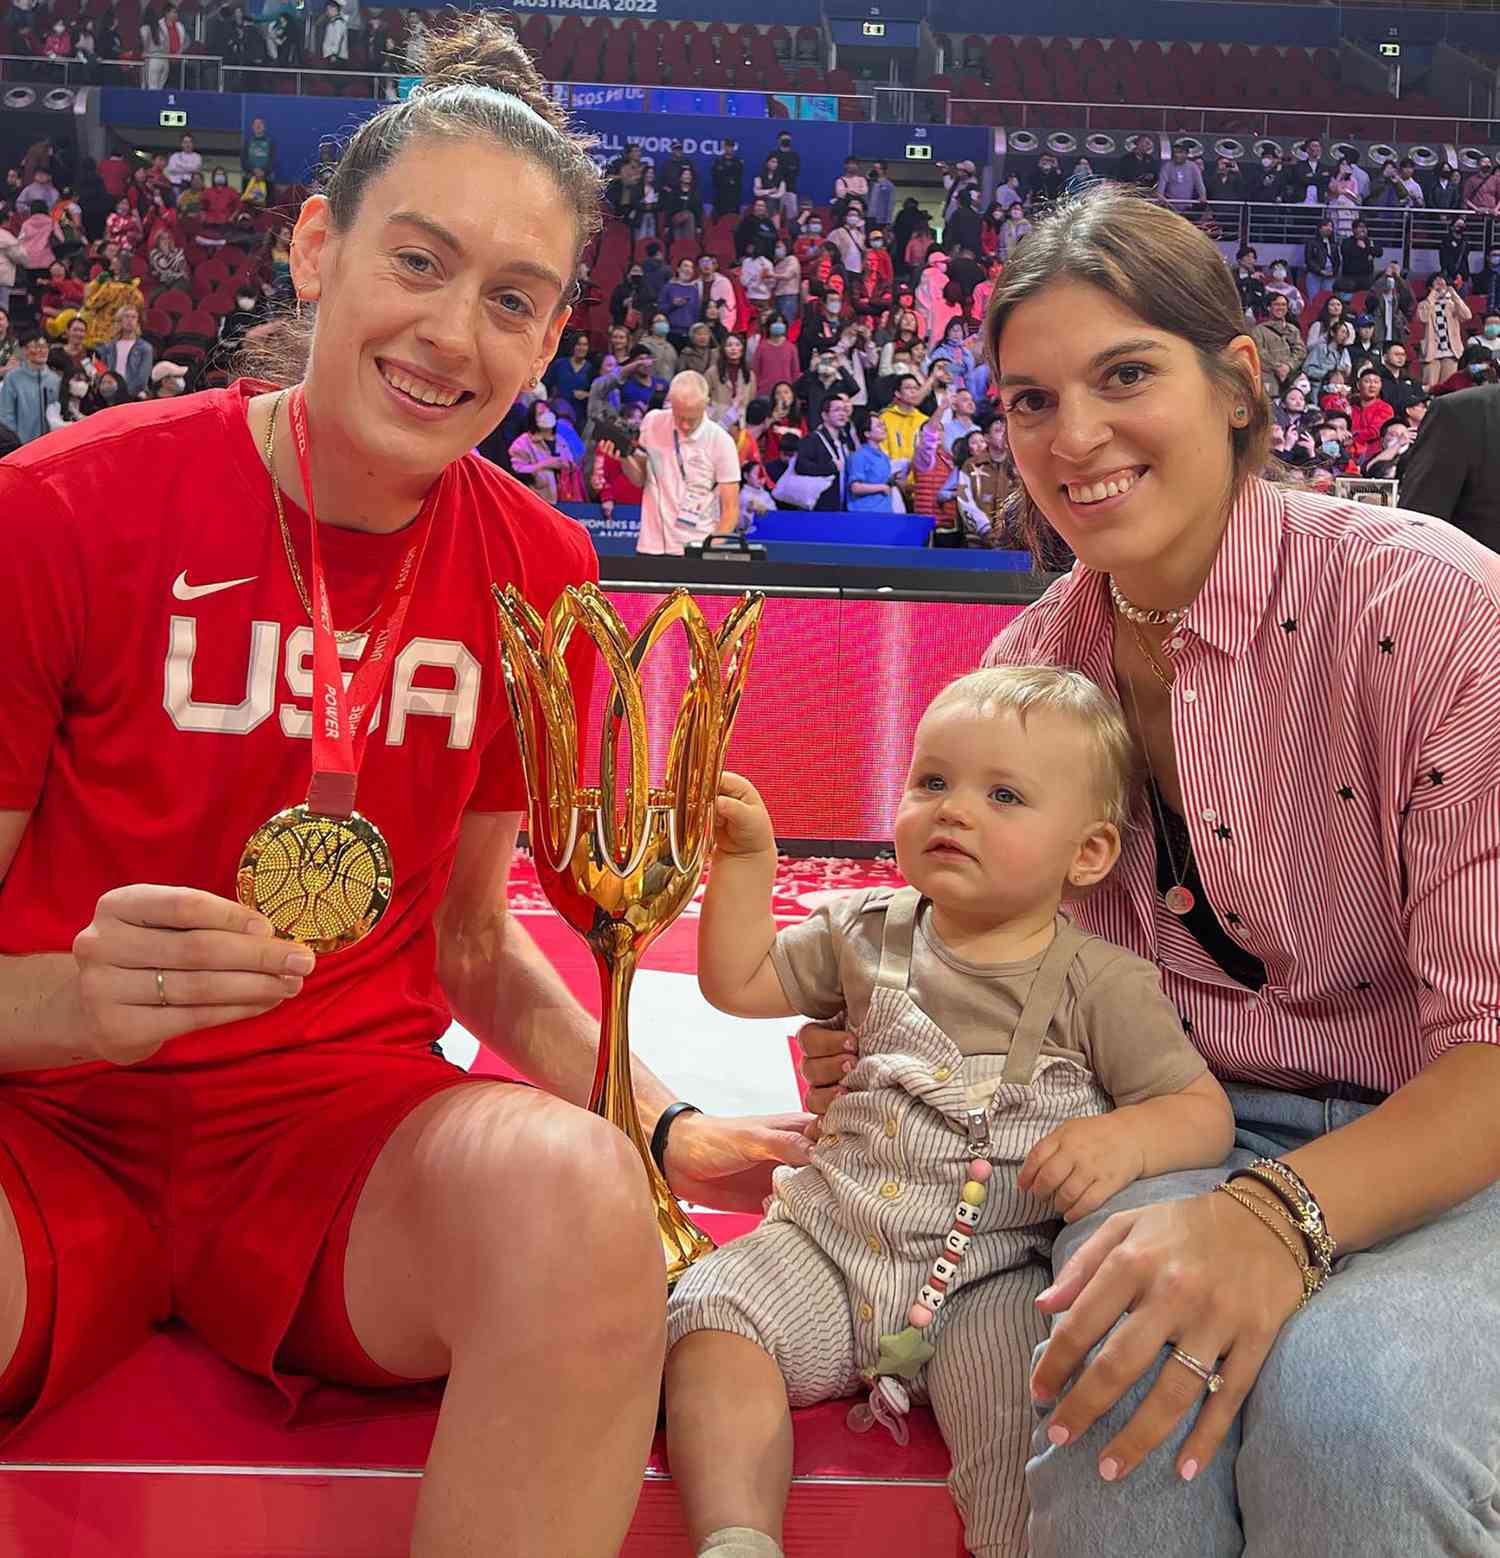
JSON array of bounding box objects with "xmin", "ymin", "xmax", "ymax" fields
[{"xmin": 0, "ymin": 16, "xmax": 813, "ymax": 1556}]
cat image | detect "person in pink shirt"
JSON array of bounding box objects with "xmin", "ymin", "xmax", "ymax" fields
[
  {"xmin": 17, "ymin": 201, "xmax": 55, "ymax": 273},
  {"xmin": 751, "ymin": 315, "xmax": 799, "ymax": 396},
  {"xmin": 799, "ymin": 186, "xmax": 1500, "ymax": 1557}
]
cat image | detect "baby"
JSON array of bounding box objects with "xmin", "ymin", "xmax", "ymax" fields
[{"xmin": 665, "ymin": 665, "xmax": 1234, "ymax": 1558}]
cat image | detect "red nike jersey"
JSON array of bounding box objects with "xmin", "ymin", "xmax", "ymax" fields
[{"xmin": 0, "ymin": 382, "xmax": 596, "ymax": 1070}]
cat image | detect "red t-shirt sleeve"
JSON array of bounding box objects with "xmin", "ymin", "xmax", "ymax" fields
[
  {"xmin": 0, "ymin": 465, "xmax": 88, "ymax": 812},
  {"xmin": 466, "ymin": 518, "xmax": 600, "ymax": 815}
]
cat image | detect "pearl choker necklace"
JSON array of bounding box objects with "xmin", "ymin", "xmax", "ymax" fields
[{"xmin": 1108, "ymin": 575, "xmax": 1190, "ymax": 627}]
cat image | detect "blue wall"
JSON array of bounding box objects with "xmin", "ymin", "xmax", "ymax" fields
[{"xmin": 99, "ymin": 87, "xmax": 989, "ymax": 186}]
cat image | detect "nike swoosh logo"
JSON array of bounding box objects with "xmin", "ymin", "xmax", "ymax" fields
[{"xmin": 172, "ymin": 570, "xmax": 258, "ymax": 601}]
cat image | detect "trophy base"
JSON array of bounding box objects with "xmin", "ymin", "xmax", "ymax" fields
[{"xmin": 660, "ymin": 1207, "xmax": 716, "ymax": 1290}]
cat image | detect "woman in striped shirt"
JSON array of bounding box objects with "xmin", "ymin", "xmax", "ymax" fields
[{"xmin": 801, "ymin": 188, "xmax": 1500, "ymax": 1555}]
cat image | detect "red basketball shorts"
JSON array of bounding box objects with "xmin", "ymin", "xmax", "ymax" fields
[{"xmin": 0, "ymin": 1035, "xmax": 486, "ymax": 1440}]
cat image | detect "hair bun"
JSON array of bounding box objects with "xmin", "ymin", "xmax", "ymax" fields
[{"xmin": 413, "ymin": 13, "xmax": 569, "ymax": 134}]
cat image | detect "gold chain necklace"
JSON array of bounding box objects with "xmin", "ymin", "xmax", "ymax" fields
[
  {"xmin": 1118, "ymin": 611, "xmax": 1196, "ymax": 915},
  {"xmin": 265, "ymin": 388, "xmax": 378, "ymax": 644}
]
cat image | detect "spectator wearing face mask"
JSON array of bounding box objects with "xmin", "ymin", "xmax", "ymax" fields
[
  {"xmin": 1246, "ymin": 151, "xmax": 1282, "ymax": 204},
  {"xmin": 1262, "ymin": 262, "xmax": 1302, "ymax": 319},
  {"xmin": 792, "ymin": 213, "xmax": 825, "ymax": 269},
  {"xmin": 1417, "ymin": 274, "xmax": 1472, "ymax": 388},
  {"xmin": 858, "ymin": 227, "xmax": 894, "ymax": 310},
  {"xmin": 798, "ymin": 290, "xmax": 845, "ymax": 371},
  {"xmin": 1472, "ymin": 247, "xmax": 1500, "ymax": 314},
  {"xmin": 752, "ymin": 316, "xmax": 799, "ymax": 396},
  {"xmin": 200, "ymin": 168, "xmax": 240, "ymax": 229},
  {"xmin": 81, "ymin": 368, "xmax": 126, "ymax": 414},
  {"xmin": 1304, "ymin": 320, "xmax": 1354, "ymax": 394},
  {"xmin": 1474, "ymin": 310, "xmax": 1500, "ymax": 363},
  {"xmin": 828, "ymin": 206, "xmax": 867, "ymax": 289},
  {"xmin": 1431, "ymin": 341, "xmax": 1498, "ymax": 397},
  {"xmin": 770, "ymin": 240, "xmax": 802, "ymax": 323},
  {"xmin": 1437, "ymin": 219, "xmax": 1474, "ymax": 285},
  {"xmin": 509, "ymin": 400, "xmax": 583, "ymax": 503},
  {"xmin": 1462, "ymin": 157, "xmax": 1496, "ymax": 208},
  {"xmin": 47, "ymin": 369, "xmax": 91, "ymax": 430},
  {"xmin": 638, "ymin": 314, "xmax": 679, "ymax": 380}
]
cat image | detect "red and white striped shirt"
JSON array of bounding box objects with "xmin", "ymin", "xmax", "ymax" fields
[{"xmin": 985, "ymin": 477, "xmax": 1500, "ymax": 1095}]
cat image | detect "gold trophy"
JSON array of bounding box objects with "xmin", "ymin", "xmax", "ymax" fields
[{"xmin": 492, "ymin": 581, "xmax": 765, "ymax": 1285}]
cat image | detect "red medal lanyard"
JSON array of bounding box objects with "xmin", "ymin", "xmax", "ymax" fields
[{"xmin": 287, "ymin": 384, "xmax": 437, "ymax": 818}]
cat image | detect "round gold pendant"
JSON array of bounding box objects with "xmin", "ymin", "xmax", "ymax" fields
[
  {"xmin": 237, "ymin": 805, "xmax": 394, "ymax": 953},
  {"xmin": 1164, "ymin": 884, "xmax": 1195, "ymax": 916}
]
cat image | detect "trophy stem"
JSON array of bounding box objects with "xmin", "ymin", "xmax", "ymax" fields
[{"xmin": 591, "ymin": 952, "xmax": 716, "ymax": 1288}]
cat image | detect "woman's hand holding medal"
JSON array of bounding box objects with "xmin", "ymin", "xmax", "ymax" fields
[{"xmin": 71, "ymin": 884, "xmax": 315, "ymax": 1066}]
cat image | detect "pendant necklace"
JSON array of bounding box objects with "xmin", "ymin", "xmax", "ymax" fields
[{"xmin": 1120, "ymin": 611, "xmax": 1196, "ymax": 917}]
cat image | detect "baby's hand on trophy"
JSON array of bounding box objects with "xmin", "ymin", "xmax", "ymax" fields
[
  {"xmin": 1018, "ymin": 1115, "xmax": 1148, "ymax": 1224},
  {"xmin": 72, "ymin": 884, "xmax": 314, "ymax": 1066},
  {"xmin": 713, "ymin": 771, "xmax": 776, "ymax": 856}
]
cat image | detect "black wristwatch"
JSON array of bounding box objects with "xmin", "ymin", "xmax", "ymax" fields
[{"xmin": 649, "ymin": 1100, "xmax": 702, "ymax": 1175}]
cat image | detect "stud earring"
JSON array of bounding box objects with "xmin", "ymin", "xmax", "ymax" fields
[{"xmin": 1231, "ymin": 404, "xmax": 1249, "ymax": 426}]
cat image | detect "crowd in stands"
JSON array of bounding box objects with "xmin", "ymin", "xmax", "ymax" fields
[
  {"xmin": 474, "ymin": 132, "xmax": 1500, "ymax": 547},
  {"xmin": 7, "ymin": 112, "xmax": 1500, "ymax": 534},
  {"xmin": 0, "ymin": 0, "xmax": 435, "ymax": 92},
  {"xmin": 0, "ymin": 129, "xmax": 285, "ymax": 447}
]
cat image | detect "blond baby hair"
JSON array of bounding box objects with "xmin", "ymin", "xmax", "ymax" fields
[{"xmin": 925, "ymin": 664, "xmax": 1137, "ymax": 832}]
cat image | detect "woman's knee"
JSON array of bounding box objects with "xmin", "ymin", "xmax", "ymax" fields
[{"xmin": 0, "ymin": 1188, "xmax": 27, "ymax": 1399}]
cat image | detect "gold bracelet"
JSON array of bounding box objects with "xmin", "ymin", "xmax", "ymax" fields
[
  {"xmin": 1229, "ymin": 1160, "xmax": 1337, "ymax": 1277},
  {"xmin": 1213, "ymin": 1183, "xmax": 1320, "ymax": 1307}
]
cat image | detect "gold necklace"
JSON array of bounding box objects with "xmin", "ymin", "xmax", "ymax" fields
[
  {"xmin": 1118, "ymin": 614, "xmax": 1195, "ymax": 915},
  {"xmin": 1127, "ymin": 616, "xmax": 1175, "ymax": 694},
  {"xmin": 265, "ymin": 388, "xmax": 378, "ymax": 643}
]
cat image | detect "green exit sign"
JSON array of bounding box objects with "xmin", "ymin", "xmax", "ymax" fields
[
  {"xmin": 1379, "ymin": 42, "xmax": 1401, "ymax": 58},
  {"xmin": 862, "ymin": 21, "xmax": 885, "ymax": 36},
  {"xmin": 905, "ymin": 143, "xmax": 932, "ymax": 160},
  {"xmin": 160, "ymin": 109, "xmax": 188, "ymax": 127}
]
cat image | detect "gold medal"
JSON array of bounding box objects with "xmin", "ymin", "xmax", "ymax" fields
[{"xmin": 237, "ymin": 805, "xmax": 394, "ymax": 953}]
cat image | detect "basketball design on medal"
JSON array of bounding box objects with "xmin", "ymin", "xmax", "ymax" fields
[{"xmin": 237, "ymin": 805, "xmax": 394, "ymax": 952}]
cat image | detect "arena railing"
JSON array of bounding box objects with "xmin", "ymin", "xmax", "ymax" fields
[
  {"xmin": 949, "ymin": 97, "xmax": 1500, "ymax": 146},
  {"xmin": 1154, "ymin": 196, "xmax": 1499, "ymax": 272}
]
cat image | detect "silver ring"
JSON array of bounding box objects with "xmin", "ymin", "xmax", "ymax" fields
[
  {"xmin": 1169, "ymin": 1346, "xmax": 1224, "ymax": 1394},
  {"xmin": 155, "ymin": 969, "xmax": 169, "ymax": 1007}
]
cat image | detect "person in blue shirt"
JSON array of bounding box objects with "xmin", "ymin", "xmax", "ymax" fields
[
  {"xmin": 846, "ymin": 410, "xmax": 896, "ymax": 512},
  {"xmin": 544, "ymin": 332, "xmax": 594, "ymax": 425},
  {"xmin": 0, "ymin": 333, "xmax": 59, "ymax": 449}
]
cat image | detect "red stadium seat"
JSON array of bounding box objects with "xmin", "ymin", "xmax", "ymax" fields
[{"xmin": 156, "ymin": 289, "xmax": 192, "ymax": 318}]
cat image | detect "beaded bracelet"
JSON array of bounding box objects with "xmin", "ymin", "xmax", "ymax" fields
[
  {"xmin": 1228, "ymin": 1158, "xmax": 1337, "ymax": 1281},
  {"xmin": 1213, "ymin": 1183, "xmax": 1319, "ymax": 1308}
]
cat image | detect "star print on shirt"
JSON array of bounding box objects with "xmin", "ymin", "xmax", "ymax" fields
[
  {"xmin": 1428, "ymin": 769, "xmax": 1445, "ymax": 786},
  {"xmin": 1378, "ymin": 636, "xmax": 1395, "ymax": 654},
  {"xmin": 1214, "ymin": 823, "xmax": 1232, "ymax": 841},
  {"xmin": 1355, "ymin": 980, "xmax": 1373, "ymax": 991},
  {"xmin": 1337, "ymin": 785, "xmax": 1356, "ymax": 801},
  {"xmin": 1225, "ymin": 911, "xmax": 1242, "ymax": 926},
  {"xmin": 1281, "ymin": 617, "xmax": 1297, "ymax": 633}
]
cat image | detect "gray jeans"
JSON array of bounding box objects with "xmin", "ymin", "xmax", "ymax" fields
[{"xmin": 1027, "ymin": 1083, "xmax": 1500, "ymax": 1556}]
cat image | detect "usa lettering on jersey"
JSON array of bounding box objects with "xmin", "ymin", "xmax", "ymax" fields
[{"xmin": 164, "ymin": 618, "xmax": 482, "ymax": 749}]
